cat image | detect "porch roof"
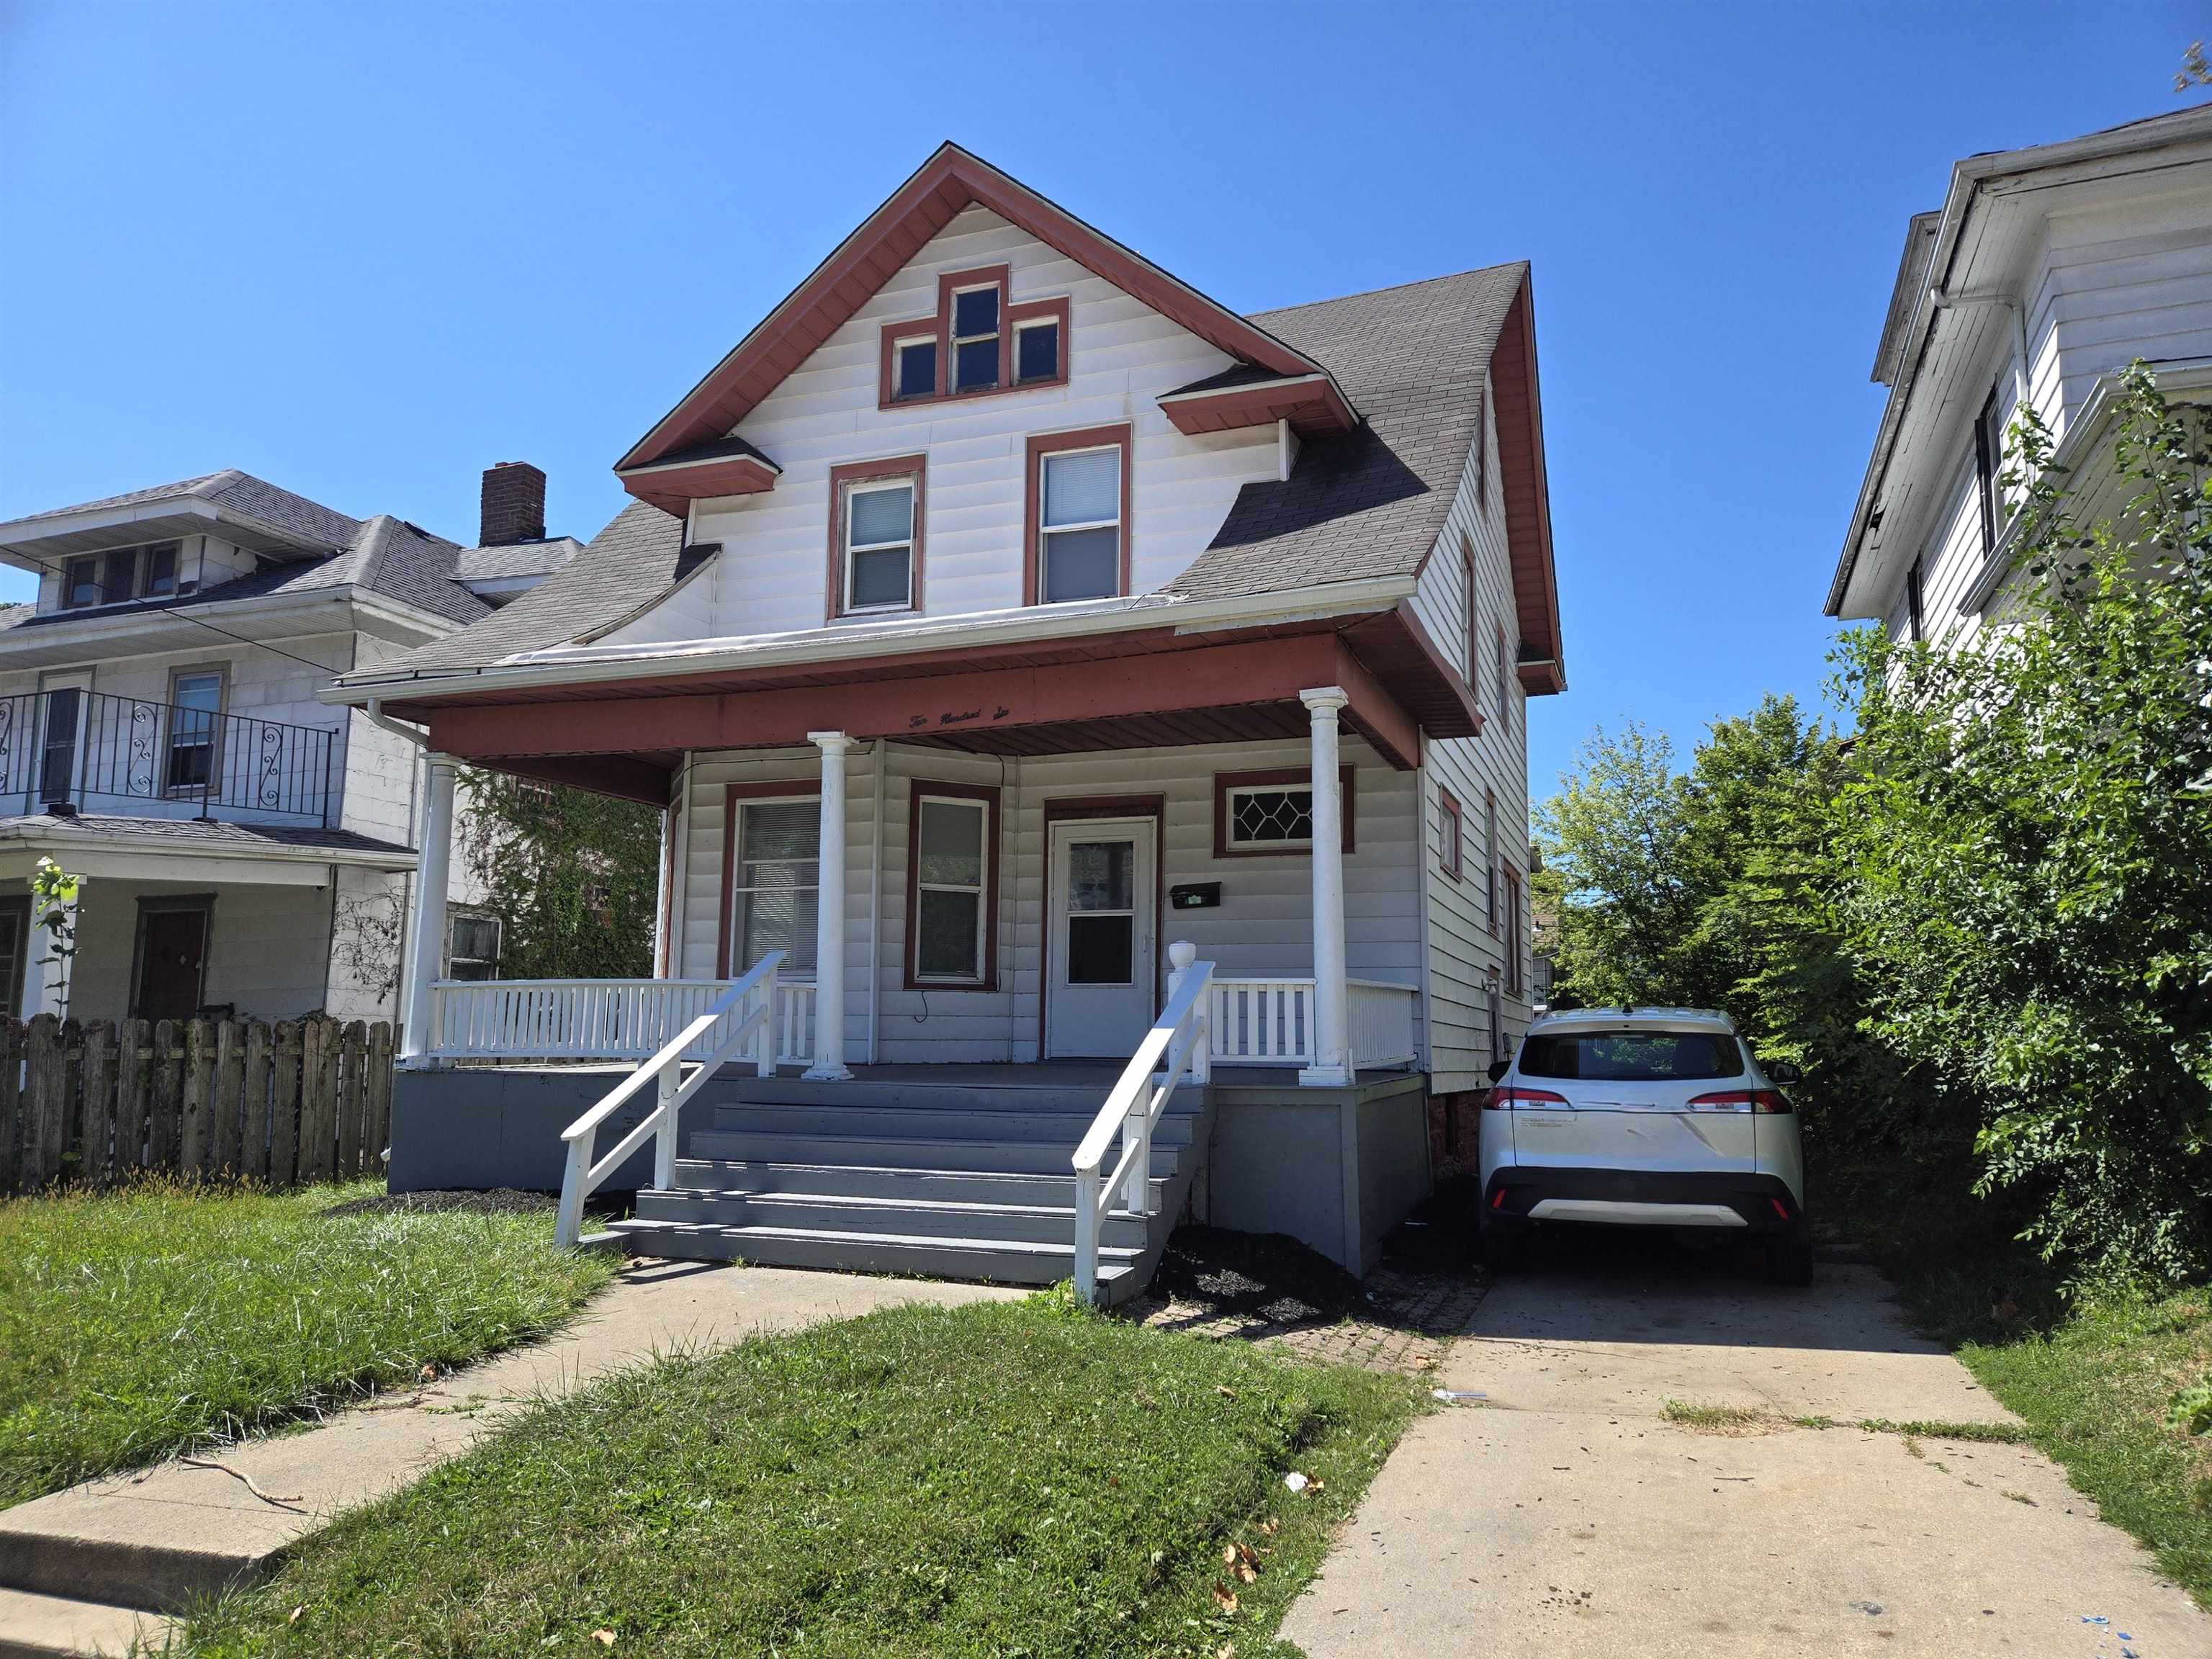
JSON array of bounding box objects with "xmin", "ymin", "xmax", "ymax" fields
[
  {"xmin": 370, "ymin": 603, "xmax": 1475, "ymax": 802},
  {"xmin": 0, "ymin": 814, "xmax": 417, "ymax": 884}
]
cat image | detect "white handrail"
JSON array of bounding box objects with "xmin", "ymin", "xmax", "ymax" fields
[
  {"xmin": 554, "ymin": 950, "xmax": 783, "ymax": 1247},
  {"xmin": 1070, "ymin": 941, "xmax": 1213, "ymax": 1304}
]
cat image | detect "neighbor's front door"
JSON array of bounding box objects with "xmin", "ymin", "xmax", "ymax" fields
[
  {"xmin": 1045, "ymin": 818, "xmax": 1156, "ymax": 1058},
  {"xmin": 134, "ymin": 903, "xmax": 209, "ymax": 1022}
]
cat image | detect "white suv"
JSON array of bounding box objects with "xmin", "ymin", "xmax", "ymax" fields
[{"xmin": 1478, "ymin": 1007, "xmax": 1812, "ymax": 1284}]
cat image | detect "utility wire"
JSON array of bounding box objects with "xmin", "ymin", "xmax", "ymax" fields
[{"xmin": 6, "ymin": 542, "xmax": 358, "ymax": 676}]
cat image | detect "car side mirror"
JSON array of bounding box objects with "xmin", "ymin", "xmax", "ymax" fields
[
  {"xmin": 1487, "ymin": 1059, "xmax": 1511, "ymax": 1083},
  {"xmin": 1767, "ymin": 1061, "xmax": 1801, "ymax": 1084}
]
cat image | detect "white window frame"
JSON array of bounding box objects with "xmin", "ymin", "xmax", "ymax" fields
[
  {"xmin": 1013, "ymin": 316, "xmax": 1061, "ymax": 385},
  {"xmin": 842, "ymin": 477, "xmax": 917, "ymax": 614},
  {"xmin": 1223, "ymin": 783, "xmax": 1316, "ymax": 853},
  {"xmin": 729, "ymin": 792, "xmax": 822, "ymax": 977},
  {"xmin": 911, "ymin": 791, "xmax": 991, "ymax": 985},
  {"xmin": 949, "ymin": 282, "xmax": 1002, "ymax": 392},
  {"xmin": 1037, "ymin": 444, "xmax": 1123, "ymax": 605},
  {"xmin": 446, "ymin": 909, "xmax": 503, "ymax": 981},
  {"xmin": 164, "ymin": 664, "xmax": 228, "ymax": 797},
  {"xmin": 891, "ymin": 332, "xmax": 937, "ymax": 402}
]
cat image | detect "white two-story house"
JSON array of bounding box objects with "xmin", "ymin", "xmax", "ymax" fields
[
  {"xmin": 1830, "ymin": 104, "xmax": 2212, "ymax": 637},
  {"xmin": 0, "ymin": 463, "xmax": 577, "ymax": 1026},
  {"xmin": 333, "ymin": 144, "xmax": 1567, "ymax": 1295}
]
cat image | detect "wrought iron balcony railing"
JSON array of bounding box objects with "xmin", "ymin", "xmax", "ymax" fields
[{"xmin": 0, "ymin": 688, "xmax": 336, "ymax": 824}]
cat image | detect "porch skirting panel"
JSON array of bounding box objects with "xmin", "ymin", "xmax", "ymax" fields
[
  {"xmin": 387, "ymin": 1065, "xmax": 722, "ymax": 1196},
  {"xmin": 1205, "ymin": 1072, "xmax": 1429, "ymax": 1274}
]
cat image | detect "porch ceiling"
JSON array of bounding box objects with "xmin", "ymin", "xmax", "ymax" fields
[{"xmin": 405, "ymin": 606, "xmax": 1478, "ymax": 789}]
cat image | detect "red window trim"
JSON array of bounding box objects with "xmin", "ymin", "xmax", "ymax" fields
[
  {"xmin": 904, "ymin": 778, "xmax": 1001, "ymax": 992},
  {"xmin": 825, "ymin": 454, "xmax": 927, "ymax": 621},
  {"xmin": 874, "ymin": 266, "xmax": 1070, "ymax": 410},
  {"xmin": 1437, "ymin": 786, "xmax": 1462, "ymax": 881},
  {"xmin": 1023, "ymin": 423, "xmax": 1132, "ymax": 607},
  {"xmin": 716, "ymin": 778, "xmax": 822, "ymax": 977},
  {"xmin": 1212, "ymin": 765, "xmax": 1357, "ymax": 860},
  {"xmin": 1484, "ymin": 787, "xmax": 1499, "ymax": 935},
  {"xmin": 1501, "ymin": 862, "xmax": 1525, "ymax": 996},
  {"xmin": 1494, "ymin": 620, "xmax": 1511, "ymax": 735}
]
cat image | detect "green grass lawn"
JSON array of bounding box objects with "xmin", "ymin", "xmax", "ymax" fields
[
  {"xmin": 182, "ymin": 1296, "xmax": 1421, "ymax": 1659},
  {"xmin": 0, "ymin": 1180, "xmax": 615, "ymax": 1508},
  {"xmin": 1894, "ymin": 1253, "xmax": 2212, "ymax": 1609}
]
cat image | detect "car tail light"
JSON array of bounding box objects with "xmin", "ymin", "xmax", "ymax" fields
[
  {"xmin": 1488, "ymin": 1084, "xmax": 1572, "ymax": 1110},
  {"xmin": 1686, "ymin": 1089, "xmax": 1793, "ymax": 1114}
]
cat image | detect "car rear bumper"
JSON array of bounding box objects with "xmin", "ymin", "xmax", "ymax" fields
[{"xmin": 1483, "ymin": 1167, "xmax": 1803, "ymax": 1232}]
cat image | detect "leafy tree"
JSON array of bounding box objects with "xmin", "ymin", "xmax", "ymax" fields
[
  {"xmin": 456, "ymin": 773, "xmax": 661, "ymax": 981},
  {"xmin": 1834, "ymin": 364, "xmax": 2212, "ymax": 1280}
]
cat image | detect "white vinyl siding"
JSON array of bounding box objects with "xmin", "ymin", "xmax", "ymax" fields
[
  {"xmin": 672, "ymin": 735, "xmax": 1420, "ymax": 1066},
  {"xmin": 611, "ymin": 205, "xmax": 1282, "ymax": 644}
]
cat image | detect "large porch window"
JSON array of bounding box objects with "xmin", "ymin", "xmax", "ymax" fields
[
  {"xmin": 907, "ymin": 780, "xmax": 998, "ymax": 989},
  {"xmin": 724, "ymin": 791, "xmax": 819, "ymax": 976}
]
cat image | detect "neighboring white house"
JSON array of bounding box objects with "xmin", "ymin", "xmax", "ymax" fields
[
  {"xmin": 1830, "ymin": 103, "xmax": 2212, "ymax": 639},
  {"xmin": 329, "ymin": 144, "xmax": 1567, "ymax": 1289},
  {"xmin": 0, "ymin": 463, "xmax": 579, "ymax": 1025}
]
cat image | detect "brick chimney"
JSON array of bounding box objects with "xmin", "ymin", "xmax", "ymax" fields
[{"xmin": 479, "ymin": 462, "xmax": 547, "ymax": 547}]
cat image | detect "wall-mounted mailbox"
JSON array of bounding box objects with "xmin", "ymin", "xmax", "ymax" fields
[{"xmin": 1169, "ymin": 882, "xmax": 1222, "ymax": 910}]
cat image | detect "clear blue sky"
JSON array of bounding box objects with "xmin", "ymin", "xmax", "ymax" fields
[{"xmin": 1, "ymin": 1, "xmax": 2200, "ymax": 797}]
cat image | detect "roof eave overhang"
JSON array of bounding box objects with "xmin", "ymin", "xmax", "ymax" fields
[
  {"xmin": 1156, "ymin": 374, "xmax": 1358, "ymax": 439},
  {"xmin": 1489, "ymin": 270, "xmax": 1567, "ymax": 694},
  {"xmin": 320, "ymin": 574, "xmax": 1420, "ymax": 711},
  {"xmin": 1829, "ymin": 106, "xmax": 2212, "ymax": 617},
  {"xmin": 614, "ymin": 454, "xmax": 781, "ymax": 517},
  {"xmin": 0, "ymin": 498, "xmax": 339, "ymax": 570},
  {"xmin": 614, "ymin": 142, "xmax": 1359, "ymax": 474}
]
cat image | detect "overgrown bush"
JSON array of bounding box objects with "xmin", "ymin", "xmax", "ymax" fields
[{"xmin": 1539, "ymin": 362, "xmax": 2212, "ymax": 1284}]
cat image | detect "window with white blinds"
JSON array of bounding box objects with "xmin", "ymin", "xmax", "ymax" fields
[
  {"xmin": 1039, "ymin": 446, "xmax": 1120, "ymax": 603},
  {"xmin": 732, "ymin": 798, "xmax": 819, "ymax": 975},
  {"xmin": 844, "ymin": 480, "xmax": 915, "ymax": 612}
]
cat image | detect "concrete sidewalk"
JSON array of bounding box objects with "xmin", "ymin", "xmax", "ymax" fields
[
  {"xmin": 1280, "ymin": 1248, "xmax": 2212, "ymax": 1659},
  {"xmin": 0, "ymin": 1259, "xmax": 1020, "ymax": 1656}
]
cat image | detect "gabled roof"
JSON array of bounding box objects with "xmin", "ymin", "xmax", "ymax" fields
[
  {"xmin": 616, "ymin": 142, "xmax": 1358, "ymax": 475},
  {"xmin": 454, "ymin": 536, "xmax": 588, "ymax": 584},
  {"xmin": 1172, "ymin": 264, "xmax": 1565, "ymax": 692}
]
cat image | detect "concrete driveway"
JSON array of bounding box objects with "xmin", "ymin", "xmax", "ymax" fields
[{"xmin": 1280, "ymin": 1237, "xmax": 2211, "ymax": 1658}]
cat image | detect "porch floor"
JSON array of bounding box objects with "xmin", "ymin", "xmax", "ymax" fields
[{"xmin": 739, "ymin": 1061, "xmax": 1415, "ymax": 1092}]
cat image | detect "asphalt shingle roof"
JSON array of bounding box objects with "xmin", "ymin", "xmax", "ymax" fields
[
  {"xmin": 0, "ymin": 814, "xmax": 415, "ymax": 857},
  {"xmin": 345, "ymin": 264, "xmax": 1527, "ymax": 681},
  {"xmin": 454, "ymin": 536, "xmax": 588, "ymax": 583}
]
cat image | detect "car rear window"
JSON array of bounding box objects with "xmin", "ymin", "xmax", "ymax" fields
[{"xmin": 1518, "ymin": 1030, "xmax": 1745, "ymax": 1081}]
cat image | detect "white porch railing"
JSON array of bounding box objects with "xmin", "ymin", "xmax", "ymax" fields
[
  {"xmin": 426, "ymin": 976, "xmax": 816, "ymax": 1067},
  {"xmin": 554, "ymin": 952, "xmax": 783, "ymax": 1247},
  {"xmin": 1071, "ymin": 942, "xmax": 1212, "ymax": 1305},
  {"xmin": 1208, "ymin": 976, "xmax": 1418, "ymax": 1071}
]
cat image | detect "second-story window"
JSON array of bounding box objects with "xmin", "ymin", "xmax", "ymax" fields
[
  {"xmin": 951, "ymin": 285, "xmax": 1001, "ymax": 392},
  {"xmin": 1494, "ymin": 622, "xmax": 1511, "ymax": 735},
  {"xmin": 1905, "ymin": 555, "xmax": 1927, "ymax": 642},
  {"xmin": 1973, "ymin": 385, "xmax": 2004, "ymax": 554},
  {"xmin": 1035, "ymin": 440, "xmax": 1124, "ymax": 603},
  {"xmin": 166, "ymin": 669, "xmax": 224, "ymax": 793},
  {"xmin": 845, "ymin": 480, "xmax": 915, "ymax": 612}
]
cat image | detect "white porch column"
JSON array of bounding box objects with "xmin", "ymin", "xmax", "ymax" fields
[
  {"xmin": 1299, "ymin": 688, "xmax": 1354, "ymax": 1087},
  {"xmin": 803, "ymin": 732, "xmax": 855, "ymax": 1081},
  {"xmin": 399, "ymin": 752, "xmax": 457, "ymax": 1065}
]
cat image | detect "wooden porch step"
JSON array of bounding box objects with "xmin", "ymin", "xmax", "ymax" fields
[
  {"xmin": 605, "ymin": 1218, "xmax": 1146, "ymax": 1300},
  {"xmin": 705, "ymin": 1101, "xmax": 1200, "ymax": 1146},
  {"xmin": 670, "ymin": 1156, "xmax": 1171, "ymax": 1210},
  {"xmin": 685, "ymin": 1130, "xmax": 1187, "ymax": 1179},
  {"xmin": 637, "ymin": 1186, "xmax": 1152, "ymax": 1249}
]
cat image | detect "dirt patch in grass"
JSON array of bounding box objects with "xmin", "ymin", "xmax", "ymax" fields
[{"xmin": 1146, "ymin": 1226, "xmax": 1365, "ymax": 1328}]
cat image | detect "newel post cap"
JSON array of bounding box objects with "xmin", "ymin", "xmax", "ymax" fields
[{"xmin": 1168, "ymin": 940, "xmax": 1197, "ymax": 971}]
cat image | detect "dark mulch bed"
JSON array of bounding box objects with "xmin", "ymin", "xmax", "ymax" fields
[
  {"xmin": 1380, "ymin": 1168, "xmax": 1485, "ymax": 1269},
  {"xmin": 319, "ymin": 1187, "xmax": 554, "ymax": 1219},
  {"xmin": 1145, "ymin": 1226, "xmax": 1365, "ymax": 1327}
]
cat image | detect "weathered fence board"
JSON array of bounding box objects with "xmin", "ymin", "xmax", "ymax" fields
[{"xmin": 0, "ymin": 1013, "xmax": 397, "ymax": 1196}]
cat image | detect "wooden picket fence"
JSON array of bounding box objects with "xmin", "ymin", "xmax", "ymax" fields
[{"xmin": 0, "ymin": 1015, "xmax": 395, "ymax": 1196}]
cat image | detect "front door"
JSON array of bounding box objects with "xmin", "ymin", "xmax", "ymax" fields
[
  {"xmin": 1046, "ymin": 818, "xmax": 1156, "ymax": 1058},
  {"xmin": 133, "ymin": 902, "xmax": 210, "ymax": 1022}
]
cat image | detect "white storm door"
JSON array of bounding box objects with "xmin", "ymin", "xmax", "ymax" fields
[{"xmin": 1045, "ymin": 818, "xmax": 1156, "ymax": 1058}]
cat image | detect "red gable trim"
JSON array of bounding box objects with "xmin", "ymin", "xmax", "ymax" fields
[
  {"xmin": 615, "ymin": 143, "xmax": 1355, "ymax": 474},
  {"xmin": 1489, "ymin": 274, "xmax": 1565, "ymax": 696}
]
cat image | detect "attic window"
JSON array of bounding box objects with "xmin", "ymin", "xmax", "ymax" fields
[
  {"xmin": 951, "ymin": 286, "xmax": 1001, "ymax": 392},
  {"xmin": 62, "ymin": 540, "xmax": 182, "ymax": 608},
  {"xmin": 1015, "ymin": 318, "xmax": 1061, "ymax": 385},
  {"xmin": 893, "ymin": 336, "xmax": 937, "ymax": 402}
]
